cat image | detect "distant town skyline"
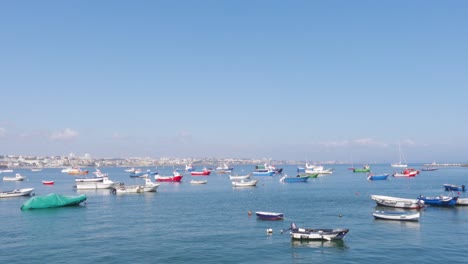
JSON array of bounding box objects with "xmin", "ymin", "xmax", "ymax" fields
[{"xmin": 1, "ymin": 1, "xmax": 468, "ymax": 163}]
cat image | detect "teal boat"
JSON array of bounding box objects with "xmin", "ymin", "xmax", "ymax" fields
[{"xmin": 20, "ymin": 193, "xmax": 87, "ymax": 210}]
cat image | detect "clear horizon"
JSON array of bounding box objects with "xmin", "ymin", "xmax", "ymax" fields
[{"xmin": 1, "ymin": 1, "xmax": 467, "ymax": 163}]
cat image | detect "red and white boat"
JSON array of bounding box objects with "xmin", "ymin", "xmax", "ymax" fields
[
  {"xmin": 393, "ymin": 168, "xmax": 418, "ymax": 177},
  {"xmin": 155, "ymin": 171, "xmax": 183, "ymax": 182},
  {"xmin": 42, "ymin": 180, "xmax": 55, "ymax": 185},
  {"xmin": 190, "ymin": 168, "xmax": 211, "ymax": 176}
]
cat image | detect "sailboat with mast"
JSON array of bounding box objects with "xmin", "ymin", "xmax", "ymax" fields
[{"xmin": 391, "ymin": 142, "xmax": 408, "ymax": 168}]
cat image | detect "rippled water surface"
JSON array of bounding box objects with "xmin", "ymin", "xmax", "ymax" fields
[{"xmin": 1, "ymin": 164, "xmax": 467, "ymax": 263}]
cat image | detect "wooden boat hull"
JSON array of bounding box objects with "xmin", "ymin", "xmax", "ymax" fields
[
  {"xmin": 228, "ymin": 174, "xmax": 251, "ymax": 180},
  {"xmin": 190, "ymin": 171, "xmax": 211, "ymax": 176},
  {"xmin": 372, "ymin": 211, "xmax": 420, "ymax": 221},
  {"xmin": 371, "ymin": 195, "xmax": 424, "ymax": 209}
]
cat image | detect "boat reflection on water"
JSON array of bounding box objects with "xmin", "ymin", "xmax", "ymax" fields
[{"xmin": 291, "ymin": 239, "xmax": 347, "ymax": 249}]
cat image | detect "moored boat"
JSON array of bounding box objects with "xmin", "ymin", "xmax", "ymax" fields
[
  {"xmin": 443, "ymin": 184, "xmax": 465, "ymax": 192},
  {"xmin": 190, "ymin": 180, "xmax": 207, "ymax": 184},
  {"xmin": 417, "ymin": 195, "xmax": 458, "ymax": 206},
  {"xmin": 42, "ymin": 180, "xmax": 55, "ymax": 185},
  {"xmin": 288, "ymin": 222, "xmax": 349, "ymax": 241},
  {"xmin": 367, "ymin": 173, "xmax": 389, "ymax": 181},
  {"xmin": 112, "ymin": 183, "xmax": 144, "ymax": 194},
  {"xmin": 228, "ymin": 174, "xmax": 251, "ymax": 180},
  {"xmin": 370, "ymin": 195, "xmax": 425, "ymax": 209},
  {"xmin": 231, "ymin": 179, "xmax": 258, "ymax": 187},
  {"xmin": 255, "ymin": 211, "xmax": 284, "ymax": 220},
  {"xmin": 142, "ymin": 177, "xmax": 160, "ymax": 192},
  {"xmin": 372, "ymin": 211, "xmax": 420, "ymax": 221},
  {"xmin": 2, "ymin": 173, "xmax": 26, "ymax": 181},
  {"xmin": 0, "ymin": 188, "xmax": 35, "ymax": 198},
  {"xmin": 75, "ymin": 177, "xmax": 118, "ymax": 189},
  {"xmin": 353, "ymin": 165, "xmax": 371, "ymax": 173},
  {"xmin": 155, "ymin": 171, "xmax": 183, "ymax": 182},
  {"xmin": 280, "ymin": 174, "xmax": 309, "ymax": 183},
  {"xmin": 456, "ymin": 198, "xmax": 468, "ymax": 206},
  {"xmin": 20, "ymin": 193, "xmax": 87, "ymax": 210},
  {"xmin": 191, "ymin": 168, "xmax": 211, "ymax": 176}
]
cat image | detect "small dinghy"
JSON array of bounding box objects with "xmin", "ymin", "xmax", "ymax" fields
[
  {"xmin": 255, "ymin": 211, "xmax": 284, "ymax": 220},
  {"xmin": 372, "ymin": 211, "xmax": 420, "ymax": 221},
  {"xmin": 42, "ymin": 180, "xmax": 55, "ymax": 185},
  {"xmin": 190, "ymin": 180, "xmax": 207, "ymax": 184}
]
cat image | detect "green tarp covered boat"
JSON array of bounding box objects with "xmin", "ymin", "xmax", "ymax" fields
[
  {"xmin": 353, "ymin": 165, "xmax": 371, "ymax": 173},
  {"xmin": 20, "ymin": 193, "xmax": 87, "ymax": 210}
]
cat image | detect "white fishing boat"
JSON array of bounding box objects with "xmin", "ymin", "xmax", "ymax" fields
[
  {"xmin": 231, "ymin": 179, "xmax": 258, "ymax": 187},
  {"xmin": 2, "ymin": 173, "xmax": 26, "ymax": 181},
  {"xmin": 75, "ymin": 177, "xmax": 118, "ymax": 189},
  {"xmin": 372, "ymin": 211, "xmax": 420, "ymax": 221},
  {"xmin": 142, "ymin": 177, "xmax": 160, "ymax": 192},
  {"xmin": 456, "ymin": 198, "xmax": 468, "ymax": 206},
  {"xmin": 112, "ymin": 183, "xmax": 144, "ymax": 194},
  {"xmin": 304, "ymin": 163, "xmax": 333, "ymax": 175},
  {"xmin": 370, "ymin": 195, "xmax": 425, "ymax": 209},
  {"xmin": 75, "ymin": 177, "xmax": 104, "ymax": 183},
  {"xmin": 288, "ymin": 222, "xmax": 349, "ymax": 241},
  {"xmin": 228, "ymin": 174, "xmax": 251, "ymax": 180},
  {"xmin": 0, "ymin": 188, "xmax": 35, "ymax": 198},
  {"xmin": 190, "ymin": 180, "xmax": 207, "ymax": 184}
]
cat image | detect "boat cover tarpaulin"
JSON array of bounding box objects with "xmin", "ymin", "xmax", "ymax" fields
[{"xmin": 20, "ymin": 193, "xmax": 87, "ymax": 210}]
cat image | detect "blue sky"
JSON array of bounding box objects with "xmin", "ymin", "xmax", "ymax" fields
[{"xmin": 1, "ymin": 1, "xmax": 467, "ymax": 163}]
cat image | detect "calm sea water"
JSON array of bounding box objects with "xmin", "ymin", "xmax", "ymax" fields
[{"xmin": 1, "ymin": 164, "xmax": 467, "ymax": 263}]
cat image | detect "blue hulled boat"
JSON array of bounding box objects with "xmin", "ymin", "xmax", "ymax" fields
[
  {"xmin": 417, "ymin": 195, "xmax": 458, "ymax": 206},
  {"xmin": 280, "ymin": 175, "xmax": 309, "ymax": 183},
  {"xmin": 443, "ymin": 184, "xmax": 465, "ymax": 192},
  {"xmin": 255, "ymin": 211, "xmax": 284, "ymax": 220},
  {"xmin": 367, "ymin": 174, "xmax": 390, "ymax": 181}
]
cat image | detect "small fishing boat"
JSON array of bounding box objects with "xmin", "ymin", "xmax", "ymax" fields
[
  {"xmin": 75, "ymin": 177, "xmax": 118, "ymax": 189},
  {"xmin": 367, "ymin": 173, "xmax": 389, "ymax": 181},
  {"xmin": 421, "ymin": 167, "xmax": 438, "ymax": 171},
  {"xmin": 228, "ymin": 174, "xmax": 251, "ymax": 180},
  {"xmin": 370, "ymin": 195, "xmax": 425, "ymax": 209},
  {"xmin": 280, "ymin": 174, "xmax": 309, "ymax": 183},
  {"xmin": 112, "ymin": 183, "xmax": 144, "ymax": 194},
  {"xmin": 443, "ymin": 184, "xmax": 465, "ymax": 192},
  {"xmin": 372, "ymin": 211, "xmax": 420, "ymax": 221},
  {"xmin": 190, "ymin": 180, "xmax": 207, "ymax": 184},
  {"xmin": 353, "ymin": 165, "xmax": 371, "ymax": 173},
  {"xmin": 231, "ymin": 179, "xmax": 258, "ymax": 187},
  {"xmin": 75, "ymin": 177, "xmax": 104, "ymax": 183},
  {"xmin": 142, "ymin": 177, "xmax": 160, "ymax": 192},
  {"xmin": 456, "ymin": 198, "xmax": 468, "ymax": 206},
  {"xmin": 417, "ymin": 195, "xmax": 458, "ymax": 206},
  {"xmin": 21, "ymin": 193, "xmax": 87, "ymax": 210},
  {"xmin": 255, "ymin": 211, "xmax": 284, "ymax": 220},
  {"xmin": 2, "ymin": 173, "xmax": 26, "ymax": 181},
  {"xmin": 0, "ymin": 188, "xmax": 35, "ymax": 198},
  {"xmin": 155, "ymin": 172, "xmax": 183, "ymax": 182},
  {"xmin": 190, "ymin": 169, "xmax": 211, "ymax": 176},
  {"xmin": 42, "ymin": 180, "xmax": 55, "ymax": 185},
  {"xmin": 288, "ymin": 222, "xmax": 349, "ymax": 241}
]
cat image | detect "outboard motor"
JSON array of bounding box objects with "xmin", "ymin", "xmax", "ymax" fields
[{"xmin": 462, "ymin": 185, "xmax": 465, "ymax": 192}]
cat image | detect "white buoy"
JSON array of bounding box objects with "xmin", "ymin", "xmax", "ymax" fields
[{"xmin": 266, "ymin": 228, "xmax": 273, "ymax": 234}]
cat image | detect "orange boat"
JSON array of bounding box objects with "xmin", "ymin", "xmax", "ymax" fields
[{"xmin": 68, "ymin": 168, "xmax": 89, "ymax": 175}]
